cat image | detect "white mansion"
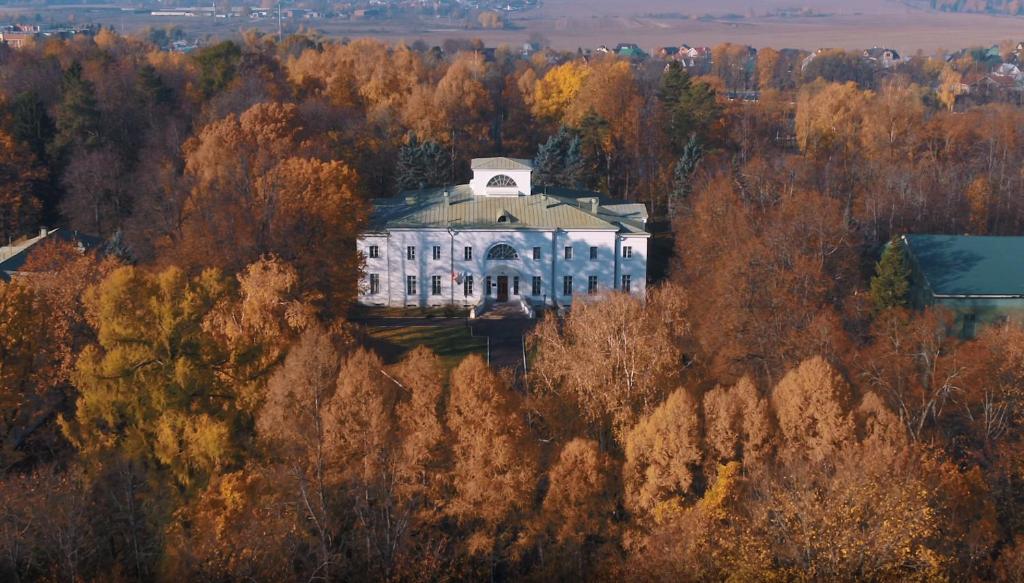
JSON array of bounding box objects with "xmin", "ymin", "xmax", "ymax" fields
[{"xmin": 357, "ymin": 157, "xmax": 649, "ymax": 310}]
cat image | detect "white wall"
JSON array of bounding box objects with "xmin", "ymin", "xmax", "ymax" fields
[{"xmin": 357, "ymin": 228, "xmax": 647, "ymax": 308}]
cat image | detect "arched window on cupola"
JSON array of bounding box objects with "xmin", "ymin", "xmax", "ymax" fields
[
  {"xmin": 487, "ymin": 174, "xmax": 517, "ymax": 188},
  {"xmin": 486, "ymin": 243, "xmax": 519, "ymax": 260}
]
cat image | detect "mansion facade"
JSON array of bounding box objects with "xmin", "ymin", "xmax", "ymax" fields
[{"xmin": 357, "ymin": 157, "xmax": 649, "ymax": 310}]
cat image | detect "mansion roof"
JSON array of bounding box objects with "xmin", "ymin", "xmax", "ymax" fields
[{"xmin": 368, "ymin": 185, "xmax": 649, "ymax": 235}]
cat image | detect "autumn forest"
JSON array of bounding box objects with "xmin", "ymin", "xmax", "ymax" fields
[{"xmin": 4, "ymin": 29, "xmax": 1024, "ymax": 581}]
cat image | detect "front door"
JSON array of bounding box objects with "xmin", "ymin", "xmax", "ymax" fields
[{"xmin": 496, "ymin": 276, "xmax": 509, "ymax": 302}]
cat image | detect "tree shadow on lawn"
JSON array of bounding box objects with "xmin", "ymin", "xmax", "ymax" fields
[{"xmin": 363, "ymin": 323, "xmax": 488, "ymax": 369}]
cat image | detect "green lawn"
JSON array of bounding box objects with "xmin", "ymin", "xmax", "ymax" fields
[
  {"xmin": 364, "ymin": 323, "xmax": 487, "ymax": 369},
  {"xmin": 349, "ymin": 305, "xmax": 471, "ymax": 319}
]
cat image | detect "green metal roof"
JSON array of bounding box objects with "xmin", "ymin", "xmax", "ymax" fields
[
  {"xmin": 368, "ymin": 185, "xmax": 649, "ymax": 235},
  {"xmin": 470, "ymin": 157, "xmax": 533, "ymax": 171},
  {"xmin": 904, "ymin": 234, "xmax": 1024, "ymax": 297}
]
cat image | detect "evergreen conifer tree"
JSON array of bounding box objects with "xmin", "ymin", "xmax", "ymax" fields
[
  {"xmin": 396, "ymin": 136, "xmax": 451, "ymax": 192},
  {"xmin": 577, "ymin": 110, "xmax": 610, "ymax": 191},
  {"xmin": 870, "ymin": 237, "xmax": 911, "ymax": 312},
  {"xmin": 658, "ymin": 61, "xmax": 720, "ymax": 154},
  {"xmin": 560, "ymin": 134, "xmax": 584, "ymax": 189},
  {"xmin": 49, "ymin": 62, "xmax": 102, "ymax": 161},
  {"xmin": 396, "ymin": 135, "xmax": 426, "ymax": 191},
  {"xmin": 668, "ymin": 135, "xmax": 703, "ymax": 215},
  {"xmin": 10, "ymin": 91, "xmax": 54, "ymax": 161},
  {"xmin": 419, "ymin": 139, "xmax": 451, "ymax": 188},
  {"xmin": 534, "ymin": 126, "xmax": 571, "ymax": 188},
  {"xmin": 138, "ymin": 64, "xmax": 174, "ymax": 108}
]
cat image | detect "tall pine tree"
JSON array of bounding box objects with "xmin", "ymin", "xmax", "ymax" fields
[
  {"xmin": 534, "ymin": 126, "xmax": 572, "ymax": 188},
  {"xmin": 396, "ymin": 136, "xmax": 451, "ymax": 192},
  {"xmin": 577, "ymin": 110, "xmax": 611, "ymax": 192},
  {"xmin": 668, "ymin": 135, "xmax": 703, "ymax": 215},
  {"xmin": 419, "ymin": 139, "xmax": 451, "ymax": 188},
  {"xmin": 9, "ymin": 91, "xmax": 54, "ymax": 162},
  {"xmin": 658, "ymin": 61, "xmax": 720, "ymax": 154},
  {"xmin": 49, "ymin": 61, "xmax": 102, "ymax": 162},
  {"xmin": 870, "ymin": 237, "xmax": 911, "ymax": 312},
  {"xmin": 396, "ymin": 135, "xmax": 427, "ymax": 191},
  {"xmin": 534, "ymin": 127, "xmax": 587, "ymax": 190},
  {"xmin": 560, "ymin": 134, "xmax": 584, "ymax": 189}
]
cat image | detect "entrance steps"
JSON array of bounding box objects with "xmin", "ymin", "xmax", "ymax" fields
[{"xmin": 477, "ymin": 301, "xmax": 529, "ymax": 320}]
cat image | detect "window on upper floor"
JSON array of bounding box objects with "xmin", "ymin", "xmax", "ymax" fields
[
  {"xmin": 406, "ymin": 246, "xmax": 415, "ymax": 260},
  {"xmin": 590, "ymin": 246, "xmax": 598, "ymax": 260},
  {"xmin": 368, "ymin": 245, "xmax": 379, "ymax": 259},
  {"xmin": 464, "ymin": 246, "xmax": 473, "ymax": 261},
  {"xmin": 432, "ymin": 245, "xmax": 441, "ymax": 260},
  {"xmin": 487, "ymin": 244, "xmax": 519, "ymax": 260},
  {"xmin": 564, "ymin": 246, "xmax": 573, "ymax": 260},
  {"xmin": 487, "ymin": 174, "xmax": 517, "ymax": 187},
  {"xmin": 533, "ymin": 246, "xmax": 541, "ymax": 260},
  {"xmin": 623, "ymin": 246, "xmax": 632, "ymax": 258}
]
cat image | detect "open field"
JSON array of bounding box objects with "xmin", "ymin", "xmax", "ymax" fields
[{"xmin": 9, "ymin": 0, "xmax": 1024, "ymax": 53}]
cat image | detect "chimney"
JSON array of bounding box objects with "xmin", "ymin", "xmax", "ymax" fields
[
  {"xmin": 405, "ymin": 195, "xmax": 417, "ymax": 205},
  {"xmin": 578, "ymin": 197, "xmax": 598, "ymax": 213},
  {"xmin": 38, "ymin": 227, "xmax": 47, "ymax": 238}
]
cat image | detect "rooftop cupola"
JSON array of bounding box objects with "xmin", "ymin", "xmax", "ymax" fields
[{"xmin": 469, "ymin": 157, "xmax": 533, "ymax": 197}]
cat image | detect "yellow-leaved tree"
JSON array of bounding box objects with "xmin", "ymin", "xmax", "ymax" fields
[
  {"xmin": 61, "ymin": 266, "xmax": 244, "ymax": 490},
  {"xmin": 530, "ymin": 60, "xmax": 590, "ymax": 122}
]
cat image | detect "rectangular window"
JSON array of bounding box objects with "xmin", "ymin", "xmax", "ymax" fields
[
  {"xmin": 588, "ymin": 275, "xmax": 598, "ymax": 294},
  {"xmin": 464, "ymin": 246, "xmax": 473, "ymax": 261},
  {"xmin": 513, "ymin": 276, "xmax": 519, "ymax": 295},
  {"xmin": 369, "ymin": 273, "xmax": 380, "ymax": 294},
  {"xmin": 532, "ymin": 276, "xmax": 542, "ymax": 296},
  {"xmin": 563, "ymin": 275, "xmax": 573, "ymax": 296},
  {"xmin": 368, "ymin": 245, "xmax": 379, "ymax": 259},
  {"xmin": 464, "ymin": 275, "xmax": 474, "ymax": 297},
  {"xmin": 621, "ymin": 274, "xmax": 631, "ymax": 292},
  {"xmin": 623, "ymin": 246, "xmax": 633, "ymax": 258},
  {"xmin": 590, "ymin": 246, "xmax": 598, "ymax": 260},
  {"xmin": 406, "ymin": 246, "xmax": 415, "ymax": 260},
  {"xmin": 406, "ymin": 275, "xmax": 417, "ymax": 295},
  {"xmin": 564, "ymin": 246, "xmax": 573, "ymax": 260},
  {"xmin": 485, "ymin": 276, "xmax": 492, "ymax": 296},
  {"xmin": 432, "ymin": 245, "xmax": 441, "ymax": 260},
  {"xmin": 431, "ymin": 275, "xmax": 442, "ymax": 295},
  {"xmin": 533, "ymin": 246, "xmax": 541, "ymax": 260}
]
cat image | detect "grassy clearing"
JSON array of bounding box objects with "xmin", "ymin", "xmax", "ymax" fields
[
  {"xmin": 364, "ymin": 323, "xmax": 487, "ymax": 369},
  {"xmin": 349, "ymin": 305, "xmax": 471, "ymax": 319}
]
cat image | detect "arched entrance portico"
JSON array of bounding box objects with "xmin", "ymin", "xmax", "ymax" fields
[{"xmin": 483, "ymin": 242, "xmax": 524, "ymax": 303}]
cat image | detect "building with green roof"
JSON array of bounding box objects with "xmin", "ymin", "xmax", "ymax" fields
[
  {"xmin": 903, "ymin": 234, "xmax": 1024, "ymax": 336},
  {"xmin": 358, "ymin": 157, "xmax": 650, "ymax": 312}
]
